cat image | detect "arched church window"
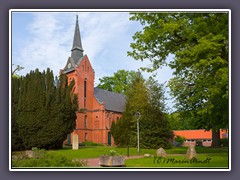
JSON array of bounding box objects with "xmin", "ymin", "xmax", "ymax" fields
[
  {"xmin": 84, "ymin": 115, "xmax": 87, "ymax": 128},
  {"xmin": 84, "ymin": 78, "xmax": 87, "ymax": 98}
]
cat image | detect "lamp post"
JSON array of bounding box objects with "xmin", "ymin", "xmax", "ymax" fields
[{"xmin": 135, "ymin": 112, "xmax": 141, "ymax": 155}]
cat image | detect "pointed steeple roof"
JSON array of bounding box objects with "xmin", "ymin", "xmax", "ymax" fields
[{"xmin": 71, "ymin": 15, "xmax": 84, "ymax": 64}]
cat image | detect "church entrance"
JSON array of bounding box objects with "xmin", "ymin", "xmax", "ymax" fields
[
  {"xmin": 108, "ymin": 132, "xmax": 111, "ymax": 146},
  {"xmin": 67, "ymin": 134, "xmax": 71, "ymax": 145}
]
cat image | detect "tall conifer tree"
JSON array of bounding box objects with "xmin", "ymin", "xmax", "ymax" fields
[
  {"xmin": 111, "ymin": 73, "xmax": 173, "ymax": 149},
  {"xmin": 13, "ymin": 69, "xmax": 77, "ymax": 150}
]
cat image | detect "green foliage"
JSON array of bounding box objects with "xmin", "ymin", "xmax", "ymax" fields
[
  {"xmin": 174, "ymin": 135, "xmax": 186, "ymax": 144},
  {"xmin": 80, "ymin": 141, "xmax": 104, "ymax": 146},
  {"xmin": 108, "ymin": 150, "xmax": 120, "ymax": 156},
  {"xmin": 97, "ymin": 70, "xmax": 138, "ymax": 94},
  {"xmin": 220, "ymin": 138, "xmax": 229, "ymax": 147},
  {"xmin": 12, "ymin": 153, "xmax": 84, "ymax": 168},
  {"xmin": 167, "ymin": 112, "xmax": 193, "ymax": 130},
  {"xmin": 12, "ymin": 68, "xmax": 78, "ymax": 150},
  {"xmin": 12, "ymin": 64, "xmax": 24, "ymax": 78},
  {"xmin": 30, "ymin": 147, "xmax": 46, "ymax": 158},
  {"xmin": 128, "ymin": 12, "xmax": 229, "ymax": 147},
  {"xmin": 12, "ymin": 77, "xmax": 25, "ymax": 151},
  {"xmin": 196, "ymin": 140, "xmax": 203, "ymax": 147},
  {"xmin": 111, "ymin": 73, "xmax": 173, "ymax": 149}
]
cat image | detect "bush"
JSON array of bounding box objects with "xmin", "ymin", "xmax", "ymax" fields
[
  {"xmin": 220, "ymin": 138, "xmax": 229, "ymax": 147},
  {"xmin": 12, "ymin": 153, "xmax": 85, "ymax": 167},
  {"xmin": 196, "ymin": 140, "xmax": 203, "ymax": 146},
  {"xmin": 175, "ymin": 135, "xmax": 186, "ymax": 143},
  {"xmin": 157, "ymin": 137, "xmax": 172, "ymax": 149},
  {"xmin": 80, "ymin": 141, "xmax": 104, "ymax": 147},
  {"xmin": 173, "ymin": 135, "xmax": 185, "ymax": 146}
]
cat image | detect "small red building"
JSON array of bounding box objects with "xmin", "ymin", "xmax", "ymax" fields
[
  {"xmin": 60, "ymin": 16, "xmax": 125, "ymax": 146},
  {"xmin": 173, "ymin": 129, "xmax": 228, "ymax": 147}
]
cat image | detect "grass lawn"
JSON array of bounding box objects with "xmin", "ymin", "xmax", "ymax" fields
[
  {"xmin": 11, "ymin": 146, "xmax": 229, "ymax": 168},
  {"xmin": 125, "ymin": 153, "xmax": 229, "ymax": 168},
  {"xmin": 45, "ymin": 146, "xmax": 228, "ymax": 159}
]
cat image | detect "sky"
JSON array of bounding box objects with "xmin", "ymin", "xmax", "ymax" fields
[{"xmin": 11, "ymin": 11, "xmax": 175, "ymax": 111}]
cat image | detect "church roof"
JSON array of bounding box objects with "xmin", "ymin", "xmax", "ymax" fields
[
  {"xmin": 173, "ymin": 129, "xmax": 228, "ymax": 139},
  {"xmin": 94, "ymin": 88, "xmax": 126, "ymax": 113},
  {"xmin": 71, "ymin": 15, "xmax": 84, "ymax": 63},
  {"xmin": 62, "ymin": 15, "xmax": 85, "ymax": 74}
]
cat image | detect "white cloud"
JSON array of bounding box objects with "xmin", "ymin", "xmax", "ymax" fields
[{"xmin": 12, "ymin": 11, "xmax": 175, "ymax": 110}]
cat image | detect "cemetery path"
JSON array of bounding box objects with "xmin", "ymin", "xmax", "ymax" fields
[
  {"xmin": 80, "ymin": 154, "xmax": 183, "ymax": 167},
  {"xmin": 81, "ymin": 155, "xmax": 144, "ymax": 167}
]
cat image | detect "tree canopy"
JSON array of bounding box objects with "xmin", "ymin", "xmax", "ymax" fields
[
  {"xmin": 128, "ymin": 12, "xmax": 229, "ymax": 147},
  {"xmin": 111, "ymin": 73, "xmax": 173, "ymax": 149},
  {"xmin": 12, "ymin": 68, "xmax": 78, "ymax": 150},
  {"xmin": 12, "ymin": 64, "xmax": 24, "ymax": 79},
  {"xmin": 97, "ymin": 70, "xmax": 138, "ymax": 94}
]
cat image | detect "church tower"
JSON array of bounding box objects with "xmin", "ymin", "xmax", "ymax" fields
[
  {"xmin": 60, "ymin": 15, "xmax": 96, "ymax": 143},
  {"xmin": 61, "ymin": 16, "xmax": 125, "ymax": 146}
]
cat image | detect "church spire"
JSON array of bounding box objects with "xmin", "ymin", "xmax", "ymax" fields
[{"xmin": 71, "ymin": 15, "xmax": 84, "ymax": 63}]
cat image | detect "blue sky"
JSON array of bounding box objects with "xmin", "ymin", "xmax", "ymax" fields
[{"xmin": 11, "ymin": 11, "xmax": 175, "ymax": 111}]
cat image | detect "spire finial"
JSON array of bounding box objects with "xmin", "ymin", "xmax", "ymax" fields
[{"xmin": 71, "ymin": 15, "xmax": 84, "ymax": 63}]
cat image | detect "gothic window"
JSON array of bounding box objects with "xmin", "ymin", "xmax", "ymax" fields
[
  {"xmin": 84, "ymin": 78, "xmax": 87, "ymax": 98},
  {"xmin": 84, "ymin": 115, "xmax": 87, "ymax": 128}
]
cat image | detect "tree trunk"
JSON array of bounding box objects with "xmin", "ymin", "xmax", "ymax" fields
[{"xmin": 211, "ymin": 129, "xmax": 220, "ymax": 147}]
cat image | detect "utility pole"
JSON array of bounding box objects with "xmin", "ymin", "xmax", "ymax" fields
[{"xmin": 135, "ymin": 112, "xmax": 141, "ymax": 155}]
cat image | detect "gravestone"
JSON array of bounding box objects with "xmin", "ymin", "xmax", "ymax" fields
[
  {"xmin": 25, "ymin": 150, "xmax": 35, "ymax": 158},
  {"xmin": 72, "ymin": 134, "xmax": 79, "ymax": 150},
  {"xmin": 156, "ymin": 148, "xmax": 167, "ymax": 157},
  {"xmin": 144, "ymin": 153, "xmax": 151, "ymax": 158},
  {"xmin": 186, "ymin": 145, "xmax": 197, "ymax": 159}
]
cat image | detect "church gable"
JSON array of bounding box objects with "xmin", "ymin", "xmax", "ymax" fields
[
  {"xmin": 62, "ymin": 57, "xmax": 74, "ymax": 73},
  {"xmin": 62, "ymin": 56, "xmax": 85, "ymax": 74},
  {"xmin": 75, "ymin": 55, "xmax": 94, "ymax": 75}
]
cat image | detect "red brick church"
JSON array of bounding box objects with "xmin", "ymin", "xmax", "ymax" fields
[{"xmin": 60, "ymin": 16, "xmax": 125, "ymax": 146}]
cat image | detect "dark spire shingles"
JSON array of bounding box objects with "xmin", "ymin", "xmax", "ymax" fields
[{"xmin": 71, "ymin": 15, "xmax": 84, "ymax": 64}]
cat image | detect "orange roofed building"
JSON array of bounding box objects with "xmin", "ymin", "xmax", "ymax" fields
[
  {"xmin": 60, "ymin": 16, "xmax": 125, "ymax": 146},
  {"xmin": 173, "ymin": 129, "xmax": 228, "ymax": 147}
]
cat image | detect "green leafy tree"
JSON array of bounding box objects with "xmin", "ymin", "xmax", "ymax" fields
[
  {"xmin": 97, "ymin": 70, "xmax": 138, "ymax": 94},
  {"xmin": 167, "ymin": 112, "xmax": 193, "ymax": 130},
  {"xmin": 128, "ymin": 12, "xmax": 229, "ymax": 147},
  {"xmin": 111, "ymin": 73, "xmax": 173, "ymax": 149},
  {"xmin": 12, "ymin": 64, "xmax": 24, "ymax": 78}
]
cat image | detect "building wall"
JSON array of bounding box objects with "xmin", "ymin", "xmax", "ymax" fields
[
  {"xmin": 182, "ymin": 139, "xmax": 212, "ymax": 147},
  {"xmin": 64, "ymin": 55, "xmax": 122, "ymax": 146}
]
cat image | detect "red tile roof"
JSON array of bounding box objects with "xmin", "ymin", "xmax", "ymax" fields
[{"xmin": 173, "ymin": 129, "xmax": 228, "ymax": 140}]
